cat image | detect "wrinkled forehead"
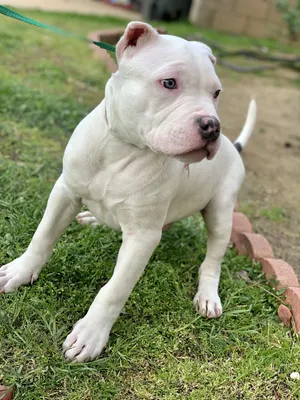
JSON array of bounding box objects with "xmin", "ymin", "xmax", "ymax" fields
[{"xmin": 119, "ymin": 34, "xmax": 216, "ymax": 77}]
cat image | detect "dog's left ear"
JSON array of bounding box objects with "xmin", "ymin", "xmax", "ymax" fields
[
  {"xmin": 208, "ymin": 52, "xmax": 216, "ymax": 65},
  {"xmin": 116, "ymin": 21, "xmax": 159, "ymax": 61},
  {"xmin": 190, "ymin": 41, "xmax": 216, "ymax": 65}
]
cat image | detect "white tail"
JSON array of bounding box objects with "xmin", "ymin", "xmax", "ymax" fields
[{"xmin": 234, "ymin": 99, "xmax": 257, "ymax": 152}]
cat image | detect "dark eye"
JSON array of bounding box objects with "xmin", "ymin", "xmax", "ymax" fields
[
  {"xmin": 213, "ymin": 90, "xmax": 221, "ymax": 99},
  {"xmin": 162, "ymin": 79, "xmax": 177, "ymax": 89}
]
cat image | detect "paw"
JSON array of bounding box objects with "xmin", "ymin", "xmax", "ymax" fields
[
  {"xmin": 63, "ymin": 316, "xmax": 111, "ymax": 363},
  {"xmin": 76, "ymin": 211, "xmax": 99, "ymax": 227},
  {"xmin": 0, "ymin": 255, "xmax": 41, "ymax": 293},
  {"xmin": 193, "ymin": 290, "xmax": 222, "ymax": 319}
]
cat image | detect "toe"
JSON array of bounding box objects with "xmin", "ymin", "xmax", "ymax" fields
[
  {"xmin": 76, "ymin": 211, "xmax": 99, "ymax": 226},
  {"xmin": 199, "ymin": 301, "xmax": 209, "ymax": 317},
  {"xmin": 206, "ymin": 301, "xmax": 218, "ymax": 318},
  {"xmin": 3, "ymin": 280, "xmax": 20, "ymax": 293},
  {"xmin": 62, "ymin": 334, "xmax": 77, "ymax": 353},
  {"xmin": 214, "ymin": 305, "xmax": 222, "ymax": 318},
  {"xmin": 76, "ymin": 211, "xmax": 93, "ymax": 219},
  {"xmin": 0, "ymin": 275, "xmax": 9, "ymax": 287},
  {"xmin": 65, "ymin": 343, "xmax": 85, "ymax": 361},
  {"xmin": 30, "ymin": 273, "xmax": 39, "ymax": 284},
  {"xmin": 194, "ymin": 293, "xmax": 222, "ymax": 319},
  {"xmin": 72, "ymin": 347, "xmax": 92, "ymax": 363}
]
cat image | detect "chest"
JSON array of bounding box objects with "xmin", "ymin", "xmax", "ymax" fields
[{"xmin": 64, "ymin": 130, "xmax": 239, "ymax": 230}]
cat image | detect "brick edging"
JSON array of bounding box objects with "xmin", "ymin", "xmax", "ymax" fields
[
  {"xmin": 0, "ymin": 385, "xmax": 14, "ymax": 400},
  {"xmin": 231, "ymin": 206, "xmax": 300, "ymax": 332}
]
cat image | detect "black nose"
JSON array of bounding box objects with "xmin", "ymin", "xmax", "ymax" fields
[{"xmin": 197, "ymin": 116, "xmax": 220, "ymax": 141}]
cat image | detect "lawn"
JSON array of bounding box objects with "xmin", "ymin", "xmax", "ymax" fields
[{"xmin": 0, "ymin": 8, "xmax": 299, "ymax": 400}]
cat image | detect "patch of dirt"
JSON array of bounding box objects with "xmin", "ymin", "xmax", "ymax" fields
[{"xmin": 217, "ymin": 71, "xmax": 300, "ymax": 277}]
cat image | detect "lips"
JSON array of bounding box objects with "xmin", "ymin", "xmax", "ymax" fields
[
  {"xmin": 174, "ymin": 140, "xmax": 219, "ymax": 164},
  {"xmin": 205, "ymin": 140, "xmax": 219, "ymax": 160}
]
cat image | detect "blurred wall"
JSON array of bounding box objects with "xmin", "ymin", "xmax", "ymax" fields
[{"xmin": 189, "ymin": 0, "xmax": 286, "ymax": 38}]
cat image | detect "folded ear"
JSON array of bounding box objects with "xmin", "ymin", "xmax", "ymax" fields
[
  {"xmin": 190, "ymin": 41, "xmax": 217, "ymax": 65},
  {"xmin": 116, "ymin": 21, "xmax": 159, "ymax": 61},
  {"xmin": 208, "ymin": 51, "xmax": 216, "ymax": 65}
]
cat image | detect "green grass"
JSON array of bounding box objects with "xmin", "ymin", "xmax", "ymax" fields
[
  {"xmin": 0, "ymin": 9, "xmax": 300, "ymax": 400},
  {"xmin": 241, "ymin": 204, "xmax": 287, "ymax": 223},
  {"xmin": 259, "ymin": 207, "xmax": 287, "ymax": 222}
]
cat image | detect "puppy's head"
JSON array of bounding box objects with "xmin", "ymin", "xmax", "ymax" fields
[{"xmin": 106, "ymin": 22, "xmax": 222, "ymax": 163}]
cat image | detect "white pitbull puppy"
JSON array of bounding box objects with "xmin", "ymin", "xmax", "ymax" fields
[{"xmin": 0, "ymin": 22, "xmax": 256, "ymax": 362}]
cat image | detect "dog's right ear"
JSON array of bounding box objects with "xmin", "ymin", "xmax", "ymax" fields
[{"xmin": 116, "ymin": 21, "xmax": 159, "ymax": 62}]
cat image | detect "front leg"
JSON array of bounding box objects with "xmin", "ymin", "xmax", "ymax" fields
[
  {"xmin": 63, "ymin": 228, "xmax": 162, "ymax": 362},
  {"xmin": 0, "ymin": 175, "xmax": 81, "ymax": 292},
  {"xmin": 194, "ymin": 195, "xmax": 235, "ymax": 318}
]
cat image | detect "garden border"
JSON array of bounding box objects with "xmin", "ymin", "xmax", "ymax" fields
[{"xmin": 232, "ymin": 205, "xmax": 300, "ymax": 332}]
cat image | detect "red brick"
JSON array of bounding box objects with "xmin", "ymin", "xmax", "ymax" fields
[
  {"xmin": 261, "ymin": 258, "xmax": 299, "ymax": 289},
  {"xmin": 234, "ymin": 232, "xmax": 274, "ymax": 260},
  {"xmin": 0, "ymin": 386, "xmax": 14, "ymax": 400},
  {"xmin": 231, "ymin": 212, "xmax": 252, "ymax": 244},
  {"xmin": 278, "ymin": 304, "xmax": 292, "ymax": 327},
  {"xmin": 285, "ymin": 287, "xmax": 300, "ymax": 332}
]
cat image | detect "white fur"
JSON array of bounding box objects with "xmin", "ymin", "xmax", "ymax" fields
[
  {"xmin": 234, "ymin": 99, "xmax": 257, "ymax": 149},
  {"xmin": 0, "ymin": 22, "xmax": 256, "ymax": 362}
]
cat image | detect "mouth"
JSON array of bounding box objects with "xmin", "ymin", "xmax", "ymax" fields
[{"xmin": 174, "ymin": 141, "xmax": 219, "ymax": 163}]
